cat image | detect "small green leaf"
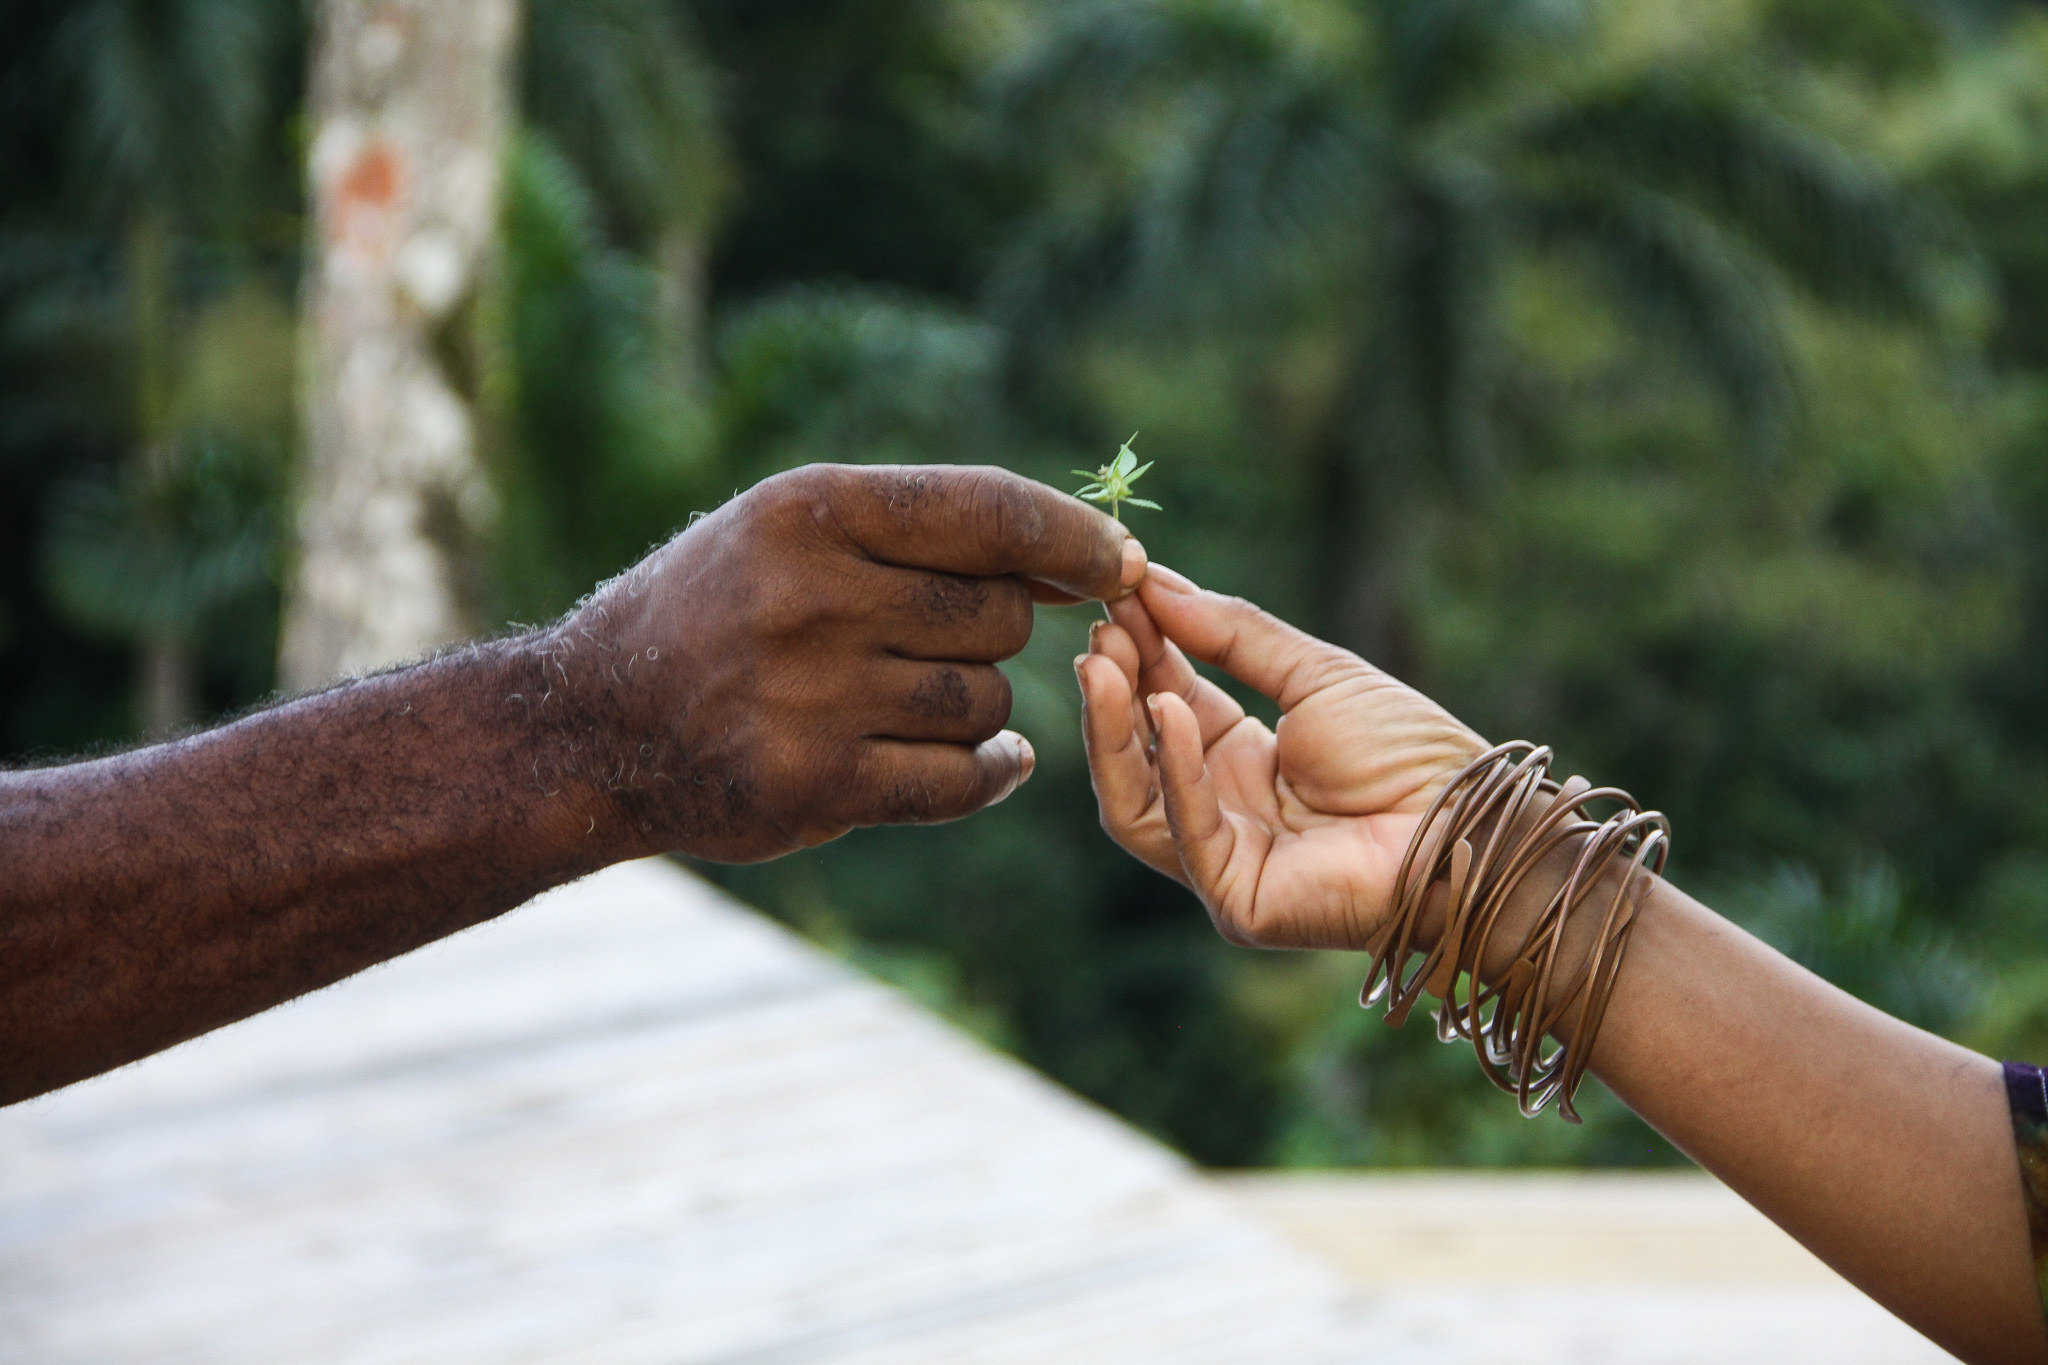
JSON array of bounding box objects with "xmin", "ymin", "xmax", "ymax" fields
[{"xmin": 1073, "ymin": 433, "xmax": 1161, "ymax": 520}]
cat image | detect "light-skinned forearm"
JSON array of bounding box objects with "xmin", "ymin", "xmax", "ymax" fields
[
  {"xmin": 1078, "ymin": 572, "xmax": 2042, "ymax": 1362},
  {"xmin": 1445, "ymin": 829, "xmax": 2039, "ymax": 1364},
  {"xmin": 1581, "ymin": 880, "xmax": 2037, "ymax": 1365}
]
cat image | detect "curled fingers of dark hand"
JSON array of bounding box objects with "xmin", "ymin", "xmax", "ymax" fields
[
  {"xmin": 832, "ymin": 734, "xmax": 1034, "ymax": 828},
  {"xmin": 868, "ymin": 658, "xmax": 1014, "ymax": 745},
  {"xmin": 873, "ymin": 564, "xmax": 1034, "ymax": 662}
]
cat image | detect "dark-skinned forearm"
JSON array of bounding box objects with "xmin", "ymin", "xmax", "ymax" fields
[
  {"xmin": 0, "ymin": 635, "xmax": 624, "ymax": 1104},
  {"xmin": 1, "ymin": 465, "xmax": 1142, "ymax": 1105}
]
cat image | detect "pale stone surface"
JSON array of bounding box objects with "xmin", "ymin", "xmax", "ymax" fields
[
  {"xmin": 1218, "ymin": 1172, "xmax": 1958, "ymax": 1361},
  {"xmin": 0, "ymin": 860, "xmax": 1957, "ymax": 1362},
  {"xmin": 0, "ymin": 861, "xmax": 1375, "ymax": 1364},
  {"xmin": 1219, "ymin": 1170, "xmax": 1845, "ymax": 1285}
]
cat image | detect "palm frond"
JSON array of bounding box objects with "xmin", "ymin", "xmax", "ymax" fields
[
  {"xmin": 715, "ymin": 284, "xmax": 998, "ymax": 474},
  {"xmin": 988, "ymin": 60, "xmax": 1377, "ymax": 360},
  {"xmin": 524, "ymin": 0, "xmax": 729, "ymax": 242},
  {"xmin": 1525, "ymin": 179, "xmax": 1796, "ymax": 451},
  {"xmin": 1521, "ymin": 73, "xmax": 1963, "ymax": 325},
  {"xmin": 1379, "ymin": 0, "xmax": 1587, "ymax": 125},
  {"xmin": 991, "ymin": 0, "xmax": 1302, "ymax": 141},
  {"xmin": 50, "ymin": 0, "xmax": 282, "ymax": 223},
  {"xmin": 41, "ymin": 433, "xmax": 278, "ymax": 639}
]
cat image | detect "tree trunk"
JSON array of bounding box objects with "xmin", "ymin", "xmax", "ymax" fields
[
  {"xmin": 126, "ymin": 213, "xmax": 204, "ymax": 736},
  {"xmin": 136, "ymin": 632, "xmax": 198, "ymax": 739},
  {"xmin": 655, "ymin": 224, "xmax": 708, "ymax": 398},
  {"xmin": 281, "ymin": 0, "xmax": 520, "ymax": 692}
]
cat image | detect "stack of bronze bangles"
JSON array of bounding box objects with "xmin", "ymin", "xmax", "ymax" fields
[{"xmin": 1359, "ymin": 742, "xmax": 1670, "ymax": 1123}]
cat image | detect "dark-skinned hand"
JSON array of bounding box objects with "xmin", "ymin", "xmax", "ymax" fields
[
  {"xmin": 550, "ymin": 462, "xmax": 1147, "ymax": 862},
  {"xmin": 1, "ymin": 463, "xmax": 1141, "ymax": 1102}
]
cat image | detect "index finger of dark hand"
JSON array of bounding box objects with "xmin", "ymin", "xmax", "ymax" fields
[{"xmin": 817, "ymin": 465, "xmax": 1147, "ymax": 603}]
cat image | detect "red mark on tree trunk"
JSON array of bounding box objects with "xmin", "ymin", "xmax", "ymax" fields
[{"xmin": 329, "ymin": 139, "xmax": 404, "ymax": 257}]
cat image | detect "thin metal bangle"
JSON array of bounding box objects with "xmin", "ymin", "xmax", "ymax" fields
[{"xmin": 1359, "ymin": 743, "xmax": 1670, "ymax": 1123}]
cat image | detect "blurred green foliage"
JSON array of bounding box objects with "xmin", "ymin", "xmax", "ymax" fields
[{"xmin": 8, "ymin": 0, "xmax": 2048, "ymax": 1168}]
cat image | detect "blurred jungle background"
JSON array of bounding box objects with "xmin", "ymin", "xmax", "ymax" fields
[{"xmin": 5, "ymin": 0, "xmax": 2048, "ymax": 1169}]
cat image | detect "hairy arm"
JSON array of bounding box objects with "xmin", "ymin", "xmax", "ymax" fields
[
  {"xmin": 3, "ymin": 463, "xmax": 1144, "ymax": 1106},
  {"xmin": 0, "ymin": 639, "xmax": 614, "ymax": 1103},
  {"xmin": 1078, "ymin": 569, "xmax": 2043, "ymax": 1365}
]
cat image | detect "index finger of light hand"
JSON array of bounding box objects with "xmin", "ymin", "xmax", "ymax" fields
[
  {"xmin": 1077, "ymin": 652, "xmax": 1177, "ymax": 881},
  {"xmin": 1105, "ymin": 593, "xmax": 1245, "ymax": 748},
  {"xmin": 826, "ymin": 465, "xmax": 1145, "ymax": 603},
  {"xmin": 1148, "ymin": 691, "xmax": 1249, "ymax": 931},
  {"xmin": 1139, "ymin": 567, "xmax": 1359, "ymax": 712}
]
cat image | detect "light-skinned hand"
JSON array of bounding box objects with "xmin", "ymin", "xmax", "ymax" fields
[{"xmin": 1075, "ymin": 565, "xmax": 1483, "ymax": 949}]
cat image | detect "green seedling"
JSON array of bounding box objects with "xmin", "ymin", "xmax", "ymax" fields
[{"xmin": 1073, "ymin": 434, "xmax": 1161, "ymax": 522}]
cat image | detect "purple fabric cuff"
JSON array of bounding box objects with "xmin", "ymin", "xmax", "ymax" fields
[{"xmin": 2004, "ymin": 1061, "xmax": 2048, "ymax": 1333}]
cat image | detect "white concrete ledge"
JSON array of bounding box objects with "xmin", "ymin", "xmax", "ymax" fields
[
  {"xmin": 0, "ymin": 859, "xmax": 1957, "ymax": 1362},
  {"xmin": 0, "ymin": 860, "xmax": 1372, "ymax": 1364}
]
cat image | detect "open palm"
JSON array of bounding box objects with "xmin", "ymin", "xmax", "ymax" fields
[{"xmin": 1077, "ymin": 568, "xmax": 1484, "ymax": 951}]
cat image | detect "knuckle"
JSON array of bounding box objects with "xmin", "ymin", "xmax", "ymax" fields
[
  {"xmin": 990, "ymin": 579, "xmax": 1034, "ymax": 654},
  {"xmin": 853, "ymin": 749, "xmax": 981, "ymax": 828},
  {"xmin": 979, "ymin": 670, "xmax": 1014, "ymax": 738},
  {"xmin": 882, "ymin": 777, "xmax": 937, "ymax": 823},
  {"xmin": 755, "ymin": 583, "xmax": 836, "ymax": 646},
  {"xmin": 907, "ymin": 571, "xmax": 990, "ymax": 626},
  {"xmin": 755, "ymin": 463, "xmax": 855, "ymax": 535},
  {"xmin": 912, "ymin": 767, "xmax": 977, "ymax": 824},
  {"xmin": 905, "ymin": 666, "xmax": 1011, "ymax": 740},
  {"xmin": 909, "ymin": 573, "xmax": 1030, "ymax": 655},
  {"xmin": 907, "ymin": 665, "xmax": 975, "ymax": 723},
  {"xmin": 962, "ymin": 466, "xmax": 1043, "ymax": 562},
  {"xmin": 1213, "ymin": 910, "xmax": 1255, "ymax": 948},
  {"xmin": 753, "ymin": 461, "xmax": 834, "ymax": 507},
  {"xmin": 863, "ymin": 465, "xmax": 943, "ymax": 538}
]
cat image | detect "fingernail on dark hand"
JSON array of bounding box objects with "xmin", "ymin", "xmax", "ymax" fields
[
  {"xmin": 1118, "ymin": 537, "xmax": 1148, "ymax": 593},
  {"xmin": 989, "ymin": 734, "xmax": 1033, "ymax": 806},
  {"xmin": 1145, "ymin": 563, "xmax": 1197, "ymax": 595}
]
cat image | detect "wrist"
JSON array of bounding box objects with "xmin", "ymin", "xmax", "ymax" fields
[
  {"xmin": 1403, "ymin": 779, "xmax": 1648, "ymax": 990},
  {"xmin": 1466, "ymin": 786, "xmax": 1616, "ymax": 993},
  {"xmin": 507, "ymin": 625, "xmax": 664, "ymax": 863},
  {"xmin": 1362, "ymin": 744, "xmax": 1667, "ymax": 1119}
]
